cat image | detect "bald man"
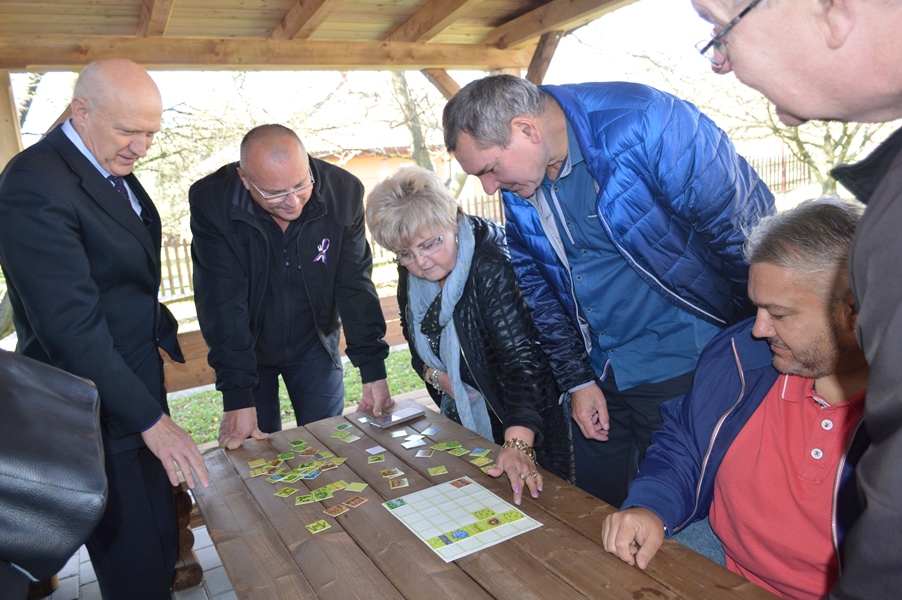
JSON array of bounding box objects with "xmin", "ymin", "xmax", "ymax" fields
[
  {"xmin": 0, "ymin": 58, "xmax": 208, "ymax": 598},
  {"xmin": 190, "ymin": 124, "xmax": 391, "ymax": 449}
]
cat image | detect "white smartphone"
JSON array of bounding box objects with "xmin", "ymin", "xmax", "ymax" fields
[{"xmin": 368, "ymin": 406, "xmax": 425, "ymax": 429}]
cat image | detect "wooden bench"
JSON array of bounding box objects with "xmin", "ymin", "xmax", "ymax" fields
[{"xmin": 162, "ymin": 294, "xmax": 404, "ymax": 394}]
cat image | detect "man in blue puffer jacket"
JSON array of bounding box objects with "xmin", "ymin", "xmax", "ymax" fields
[
  {"xmin": 443, "ymin": 75, "xmax": 775, "ymax": 506},
  {"xmin": 602, "ymin": 199, "xmax": 868, "ymax": 600}
]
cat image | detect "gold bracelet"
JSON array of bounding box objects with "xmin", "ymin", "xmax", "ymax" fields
[{"xmin": 501, "ymin": 437, "xmax": 536, "ymax": 463}]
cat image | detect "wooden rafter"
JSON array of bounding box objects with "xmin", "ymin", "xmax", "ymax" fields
[
  {"xmin": 485, "ymin": 0, "xmax": 633, "ymax": 49},
  {"xmin": 270, "ymin": 0, "xmax": 342, "ymax": 41},
  {"xmin": 525, "ymin": 30, "xmax": 563, "ymax": 84},
  {"xmin": 420, "ymin": 69, "xmax": 460, "ymax": 100},
  {"xmin": 0, "ymin": 69, "xmax": 23, "ymax": 170},
  {"xmin": 136, "ymin": 0, "xmax": 176, "ymax": 38},
  {"xmin": 384, "ymin": 0, "xmax": 482, "ymax": 43},
  {"xmin": 0, "ymin": 38, "xmax": 533, "ymax": 72}
]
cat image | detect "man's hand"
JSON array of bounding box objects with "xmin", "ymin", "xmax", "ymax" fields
[
  {"xmin": 601, "ymin": 508, "xmax": 665, "ymax": 570},
  {"xmin": 218, "ymin": 406, "xmax": 267, "ymax": 450},
  {"xmin": 357, "ymin": 378, "xmax": 393, "ymax": 416},
  {"xmin": 141, "ymin": 414, "xmax": 210, "ymax": 490},
  {"xmin": 571, "ymin": 383, "xmax": 610, "ymax": 441}
]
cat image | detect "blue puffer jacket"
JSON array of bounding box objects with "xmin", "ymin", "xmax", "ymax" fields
[
  {"xmin": 503, "ymin": 82, "xmax": 775, "ymax": 390},
  {"xmin": 624, "ymin": 318, "xmax": 869, "ymax": 568}
]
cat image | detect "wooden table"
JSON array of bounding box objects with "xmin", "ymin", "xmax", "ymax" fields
[{"xmin": 193, "ymin": 399, "xmax": 777, "ymax": 600}]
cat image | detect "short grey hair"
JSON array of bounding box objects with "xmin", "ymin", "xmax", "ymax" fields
[
  {"xmin": 443, "ymin": 74, "xmax": 550, "ymax": 152},
  {"xmin": 366, "ymin": 166, "xmax": 460, "ymax": 252},
  {"xmin": 744, "ymin": 197, "xmax": 862, "ymax": 300}
]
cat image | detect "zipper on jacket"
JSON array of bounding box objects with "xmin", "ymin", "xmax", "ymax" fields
[
  {"xmin": 295, "ymin": 214, "xmax": 342, "ymax": 372},
  {"xmin": 675, "ymin": 337, "xmax": 746, "ymax": 533},
  {"xmin": 596, "ymin": 210, "xmax": 727, "ymax": 326},
  {"xmin": 830, "ymin": 413, "xmax": 865, "ymax": 575}
]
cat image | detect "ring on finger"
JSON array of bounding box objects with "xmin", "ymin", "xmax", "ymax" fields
[
  {"xmin": 529, "ymin": 471, "xmax": 538, "ymax": 478},
  {"xmin": 519, "ymin": 472, "xmax": 527, "ymax": 480}
]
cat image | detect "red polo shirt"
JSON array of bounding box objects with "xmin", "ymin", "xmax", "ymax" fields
[{"xmin": 709, "ymin": 374, "xmax": 865, "ymax": 599}]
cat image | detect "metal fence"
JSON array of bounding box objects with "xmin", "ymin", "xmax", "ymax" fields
[{"xmin": 747, "ymin": 154, "xmax": 812, "ymax": 194}]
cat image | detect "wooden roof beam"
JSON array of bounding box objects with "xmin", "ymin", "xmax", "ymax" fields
[
  {"xmin": 136, "ymin": 0, "xmax": 176, "ymax": 38},
  {"xmin": 270, "ymin": 0, "xmax": 342, "ymax": 41},
  {"xmin": 420, "ymin": 69, "xmax": 460, "ymax": 100},
  {"xmin": 0, "ymin": 38, "xmax": 533, "ymax": 72},
  {"xmin": 485, "ymin": 0, "xmax": 636, "ymax": 49},
  {"xmin": 0, "ymin": 69, "xmax": 23, "ymax": 171},
  {"xmin": 525, "ymin": 30, "xmax": 563, "ymax": 85},
  {"xmin": 384, "ymin": 0, "xmax": 483, "ymax": 43}
]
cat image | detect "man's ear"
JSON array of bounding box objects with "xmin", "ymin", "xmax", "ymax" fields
[
  {"xmin": 70, "ymin": 97, "xmax": 89, "ymax": 124},
  {"xmin": 821, "ymin": 0, "xmax": 856, "ymax": 49},
  {"xmin": 235, "ymin": 166, "xmax": 252, "ymax": 192},
  {"xmin": 510, "ymin": 116, "xmax": 542, "ymax": 144}
]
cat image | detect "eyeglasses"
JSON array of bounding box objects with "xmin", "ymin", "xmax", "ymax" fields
[
  {"xmin": 394, "ymin": 236, "xmax": 444, "ymax": 267},
  {"xmin": 696, "ymin": 0, "xmax": 763, "ymax": 68},
  {"xmin": 247, "ymin": 173, "xmax": 315, "ymax": 204}
]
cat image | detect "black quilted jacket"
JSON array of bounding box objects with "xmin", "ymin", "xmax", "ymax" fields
[{"xmin": 398, "ymin": 216, "xmax": 575, "ymax": 482}]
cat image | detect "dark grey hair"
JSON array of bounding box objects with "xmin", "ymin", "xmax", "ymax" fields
[
  {"xmin": 366, "ymin": 166, "xmax": 460, "ymax": 252},
  {"xmin": 744, "ymin": 197, "xmax": 862, "ymax": 296},
  {"xmin": 443, "ymin": 74, "xmax": 549, "ymax": 152}
]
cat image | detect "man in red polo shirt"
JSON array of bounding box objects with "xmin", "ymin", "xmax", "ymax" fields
[{"xmin": 601, "ymin": 198, "xmax": 869, "ymax": 600}]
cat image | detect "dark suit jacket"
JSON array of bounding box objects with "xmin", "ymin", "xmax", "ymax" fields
[{"xmin": 0, "ymin": 124, "xmax": 183, "ymax": 455}]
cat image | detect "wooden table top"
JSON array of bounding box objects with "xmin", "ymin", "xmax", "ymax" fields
[{"xmin": 193, "ymin": 399, "xmax": 777, "ymax": 600}]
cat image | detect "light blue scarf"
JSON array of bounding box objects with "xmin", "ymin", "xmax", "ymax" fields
[{"xmin": 407, "ymin": 216, "xmax": 493, "ymax": 440}]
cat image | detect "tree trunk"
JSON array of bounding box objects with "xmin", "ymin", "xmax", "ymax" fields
[{"xmin": 391, "ymin": 72, "xmax": 433, "ymax": 171}]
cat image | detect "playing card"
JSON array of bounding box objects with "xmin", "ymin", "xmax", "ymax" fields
[
  {"xmin": 390, "ymin": 430, "xmax": 409, "ymax": 438},
  {"xmin": 428, "ymin": 466, "xmax": 448, "ymax": 476},
  {"xmin": 367, "ymin": 454, "xmax": 385, "ymax": 464},
  {"xmin": 401, "ymin": 439, "xmax": 426, "ymax": 449},
  {"xmin": 422, "ymin": 426, "xmax": 441, "ymax": 436},
  {"xmin": 366, "ymin": 445, "xmax": 386, "ymax": 455},
  {"xmin": 415, "ymin": 449, "xmax": 434, "ymax": 458},
  {"xmin": 341, "ymin": 434, "xmax": 361, "ymax": 444},
  {"xmin": 274, "ymin": 487, "xmax": 298, "ymax": 497},
  {"xmin": 324, "ymin": 504, "xmax": 349, "ymax": 517},
  {"xmin": 305, "ymin": 520, "xmax": 331, "ymax": 533},
  {"xmin": 343, "ymin": 496, "xmax": 368, "ymax": 508},
  {"xmin": 389, "ymin": 478, "xmax": 409, "ymax": 489}
]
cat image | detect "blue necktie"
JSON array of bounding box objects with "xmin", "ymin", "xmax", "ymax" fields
[{"xmin": 108, "ymin": 175, "xmax": 130, "ymax": 201}]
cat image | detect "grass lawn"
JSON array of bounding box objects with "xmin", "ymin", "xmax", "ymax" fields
[{"xmin": 169, "ymin": 347, "xmax": 425, "ymax": 445}]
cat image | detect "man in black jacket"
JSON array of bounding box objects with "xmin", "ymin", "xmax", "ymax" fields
[
  {"xmin": 190, "ymin": 124, "xmax": 392, "ymax": 449},
  {"xmin": 0, "ymin": 58, "xmax": 208, "ymax": 599}
]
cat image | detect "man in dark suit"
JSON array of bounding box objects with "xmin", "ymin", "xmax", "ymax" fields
[{"xmin": 0, "ymin": 58, "xmax": 208, "ymax": 599}]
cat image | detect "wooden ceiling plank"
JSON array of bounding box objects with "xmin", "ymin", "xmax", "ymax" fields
[
  {"xmin": 484, "ymin": 0, "xmax": 635, "ymax": 49},
  {"xmin": 136, "ymin": 0, "xmax": 176, "ymax": 38},
  {"xmin": 0, "ymin": 38, "xmax": 533, "ymax": 71},
  {"xmin": 270, "ymin": 0, "xmax": 342, "ymax": 41},
  {"xmin": 0, "ymin": 69, "xmax": 23, "ymax": 171},
  {"xmin": 525, "ymin": 30, "xmax": 562, "ymax": 85},
  {"xmin": 383, "ymin": 0, "xmax": 482, "ymax": 43},
  {"xmin": 420, "ymin": 68, "xmax": 460, "ymax": 100}
]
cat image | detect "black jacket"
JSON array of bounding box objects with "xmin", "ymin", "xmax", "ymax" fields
[
  {"xmin": 0, "ymin": 125, "xmax": 182, "ymax": 455},
  {"xmin": 399, "ymin": 216, "xmax": 574, "ymax": 482},
  {"xmin": 189, "ymin": 158, "xmax": 388, "ymax": 411}
]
